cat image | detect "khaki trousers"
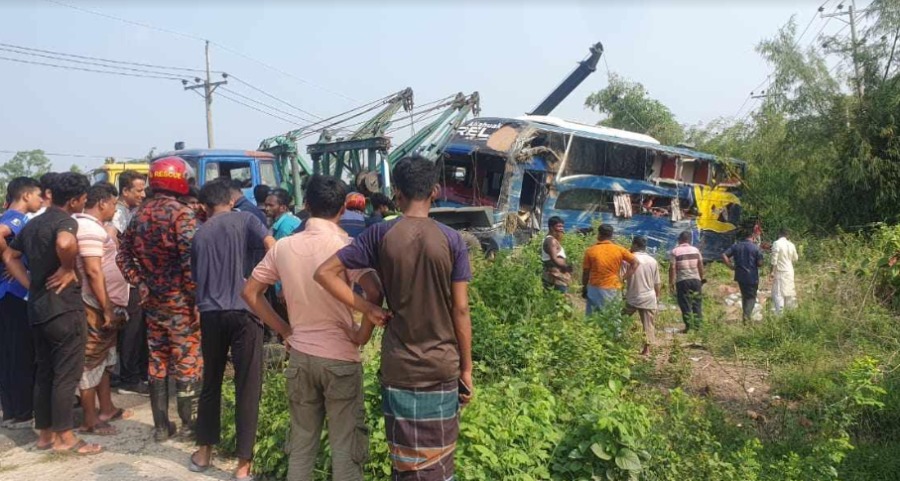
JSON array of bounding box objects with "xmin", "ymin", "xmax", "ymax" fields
[{"xmin": 285, "ymin": 350, "xmax": 369, "ymax": 481}]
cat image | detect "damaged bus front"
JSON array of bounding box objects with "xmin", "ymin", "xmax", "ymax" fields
[{"xmin": 432, "ymin": 116, "xmax": 744, "ymax": 258}]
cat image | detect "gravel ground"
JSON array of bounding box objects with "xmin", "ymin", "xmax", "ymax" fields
[{"xmin": 0, "ymin": 391, "xmax": 237, "ymax": 481}]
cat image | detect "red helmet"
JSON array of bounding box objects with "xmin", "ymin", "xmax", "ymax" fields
[{"xmin": 149, "ymin": 156, "xmax": 194, "ymax": 196}]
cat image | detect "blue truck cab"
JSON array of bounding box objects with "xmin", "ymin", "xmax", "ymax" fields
[{"xmin": 152, "ymin": 149, "xmax": 280, "ymax": 202}]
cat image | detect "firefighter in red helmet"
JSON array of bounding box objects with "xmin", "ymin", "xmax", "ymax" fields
[{"xmin": 116, "ymin": 156, "xmax": 201, "ymax": 442}]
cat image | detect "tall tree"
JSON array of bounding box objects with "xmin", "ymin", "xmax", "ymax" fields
[
  {"xmin": 0, "ymin": 150, "xmax": 52, "ymax": 203},
  {"xmin": 585, "ymin": 73, "xmax": 685, "ymax": 145}
]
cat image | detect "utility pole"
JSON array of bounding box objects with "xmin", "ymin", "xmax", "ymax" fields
[
  {"xmin": 183, "ymin": 41, "xmax": 227, "ymax": 148},
  {"xmin": 822, "ymin": 1, "xmax": 869, "ymax": 99}
]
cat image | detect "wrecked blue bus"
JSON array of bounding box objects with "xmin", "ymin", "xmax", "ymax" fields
[{"xmin": 429, "ymin": 115, "xmax": 745, "ymax": 258}]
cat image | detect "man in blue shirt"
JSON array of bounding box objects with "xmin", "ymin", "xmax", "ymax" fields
[
  {"xmin": 264, "ymin": 188, "xmax": 301, "ymax": 240},
  {"xmin": 722, "ymin": 228, "xmax": 764, "ymax": 322},
  {"xmin": 190, "ymin": 179, "xmax": 274, "ymax": 479},
  {"xmin": 229, "ymin": 180, "xmax": 268, "ymax": 277},
  {"xmin": 0, "ymin": 177, "xmax": 43, "ymax": 429}
]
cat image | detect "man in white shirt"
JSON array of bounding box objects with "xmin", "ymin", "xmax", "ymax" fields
[
  {"xmin": 108, "ymin": 170, "xmax": 148, "ymax": 395},
  {"xmin": 770, "ymin": 228, "xmax": 799, "ymax": 314},
  {"xmin": 624, "ymin": 236, "xmax": 660, "ymax": 356}
]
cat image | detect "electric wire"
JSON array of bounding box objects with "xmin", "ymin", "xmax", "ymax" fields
[
  {"xmin": 0, "ymin": 41, "xmax": 211, "ymax": 73},
  {"xmin": 0, "ymin": 45, "xmax": 194, "ymax": 78},
  {"xmin": 227, "ymin": 75, "xmax": 323, "ymax": 120},
  {"xmin": 0, "ymin": 41, "xmax": 325, "ymax": 124},
  {"xmin": 216, "ymin": 91, "xmax": 300, "ymax": 125},
  {"xmin": 219, "ymin": 86, "xmax": 315, "ymax": 124},
  {"xmin": 0, "ymin": 54, "xmax": 184, "ymax": 80},
  {"xmin": 43, "ymin": 0, "xmax": 358, "ymax": 103}
]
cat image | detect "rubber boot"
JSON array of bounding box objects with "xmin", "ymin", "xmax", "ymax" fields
[
  {"xmin": 176, "ymin": 380, "xmax": 200, "ymax": 439},
  {"xmin": 149, "ymin": 378, "xmax": 176, "ymax": 442}
]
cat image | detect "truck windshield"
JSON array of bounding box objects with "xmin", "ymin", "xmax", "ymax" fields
[
  {"xmin": 259, "ymin": 160, "xmax": 277, "ymax": 187},
  {"xmin": 92, "ymin": 170, "xmax": 109, "ymax": 185}
]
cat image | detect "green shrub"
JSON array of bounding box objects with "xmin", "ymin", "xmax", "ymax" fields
[{"xmin": 216, "ymin": 233, "xmax": 891, "ymax": 480}]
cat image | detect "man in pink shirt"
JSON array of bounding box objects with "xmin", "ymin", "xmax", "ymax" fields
[
  {"xmin": 242, "ymin": 175, "xmax": 381, "ymax": 481},
  {"xmin": 74, "ymin": 182, "xmax": 133, "ymax": 435}
]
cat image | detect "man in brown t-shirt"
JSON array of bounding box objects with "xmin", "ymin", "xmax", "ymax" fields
[{"xmin": 316, "ymin": 156, "xmax": 473, "ymax": 481}]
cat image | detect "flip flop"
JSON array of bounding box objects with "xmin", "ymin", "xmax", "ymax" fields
[
  {"xmin": 35, "ymin": 443, "xmax": 53, "ymax": 451},
  {"xmin": 100, "ymin": 408, "xmax": 133, "ymax": 422},
  {"xmin": 78, "ymin": 421, "xmax": 118, "ymax": 436},
  {"xmin": 55, "ymin": 439, "xmax": 103, "ymax": 456},
  {"xmin": 189, "ymin": 452, "xmax": 210, "ymax": 473}
]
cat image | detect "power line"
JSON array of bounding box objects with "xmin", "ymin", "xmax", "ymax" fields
[
  {"xmin": 227, "ymin": 75, "xmax": 322, "ymax": 120},
  {"xmin": 42, "ymin": 0, "xmax": 207, "ymax": 43},
  {"xmin": 797, "ymin": 0, "xmax": 831, "ymax": 46},
  {"xmin": 216, "ymin": 91, "xmax": 300, "ymax": 126},
  {"xmin": 0, "ymin": 45, "xmax": 193, "ymax": 78},
  {"xmin": 43, "ymin": 0, "xmax": 358, "ymax": 103},
  {"xmin": 0, "ymin": 41, "xmax": 210, "ymax": 73},
  {"xmin": 219, "ymin": 86, "xmax": 312, "ymax": 124},
  {"xmin": 0, "ymin": 54, "xmax": 183, "ymax": 80}
]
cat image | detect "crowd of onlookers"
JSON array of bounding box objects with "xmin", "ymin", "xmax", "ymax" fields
[{"xmin": 0, "ymin": 155, "xmax": 473, "ymax": 481}]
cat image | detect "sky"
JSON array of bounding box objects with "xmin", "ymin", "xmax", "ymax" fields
[{"xmin": 0, "ymin": 0, "xmax": 841, "ymax": 172}]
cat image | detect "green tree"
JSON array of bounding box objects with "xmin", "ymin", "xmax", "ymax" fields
[
  {"xmin": 0, "ymin": 150, "xmax": 52, "ymax": 203},
  {"xmin": 585, "ymin": 73, "xmax": 685, "ymax": 145}
]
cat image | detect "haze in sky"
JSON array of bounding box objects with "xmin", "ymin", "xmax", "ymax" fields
[{"xmin": 0, "ymin": 1, "xmax": 831, "ymax": 171}]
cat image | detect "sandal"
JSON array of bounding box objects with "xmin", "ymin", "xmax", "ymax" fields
[
  {"xmin": 35, "ymin": 443, "xmax": 53, "ymax": 451},
  {"xmin": 100, "ymin": 408, "xmax": 133, "ymax": 423},
  {"xmin": 78, "ymin": 421, "xmax": 118, "ymax": 436},
  {"xmin": 55, "ymin": 439, "xmax": 103, "ymax": 455},
  {"xmin": 189, "ymin": 451, "xmax": 210, "ymax": 473}
]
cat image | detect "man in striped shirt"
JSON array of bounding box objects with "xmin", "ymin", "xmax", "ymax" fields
[{"xmin": 669, "ymin": 230, "xmax": 705, "ymax": 332}]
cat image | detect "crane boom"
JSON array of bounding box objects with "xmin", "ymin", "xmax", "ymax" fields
[{"xmin": 527, "ymin": 41, "xmax": 604, "ymax": 116}]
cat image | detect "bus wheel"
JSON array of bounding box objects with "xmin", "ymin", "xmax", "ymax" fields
[{"xmin": 460, "ymin": 232, "xmax": 482, "ymax": 257}]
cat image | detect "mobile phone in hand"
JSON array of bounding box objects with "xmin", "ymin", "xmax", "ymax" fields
[{"xmin": 458, "ymin": 379, "xmax": 472, "ymax": 396}]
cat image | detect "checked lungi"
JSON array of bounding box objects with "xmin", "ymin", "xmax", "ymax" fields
[{"xmin": 383, "ymin": 380, "xmax": 459, "ymax": 481}]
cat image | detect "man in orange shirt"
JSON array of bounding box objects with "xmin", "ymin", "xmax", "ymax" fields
[{"xmin": 582, "ymin": 224, "xmax": 639, "ymax": 316}]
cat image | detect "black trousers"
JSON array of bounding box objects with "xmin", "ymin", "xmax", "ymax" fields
[
  {"xmin": 0, "ymin": 294, "xmax": 34, "ymax": 421},
  {"xmin": 33, "ymin": 310, "xmax": 86, "ymax": 432},
  {"xmin": 676, "ymin": 279, "xmax": 703, "ymax": 330},
  {"xmin": 739, "ymin": 282, "xmax": 759, "ymax": 320},
  {"xmin": 196, "ymin": 310, "xmax": 264, "ymax": 460},
  {"xmin": 117, "ymin": 286, "xmax": 148, "ymax": 384}
]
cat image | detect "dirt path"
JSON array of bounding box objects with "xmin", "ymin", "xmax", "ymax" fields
[
  {"xmin": 0, "ymin": 391, "xmax": 236, "ymax": 481},
  {"xmin": 649, "ymin": 282, "xmax": 775, "ymax": 417}
]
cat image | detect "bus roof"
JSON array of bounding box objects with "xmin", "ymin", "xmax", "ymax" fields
[
  {"xmin": 518, "ymin": 115, "xmax": 662, "ymax": 144},
  {"xmin": 452, "ymin": 116, "xmax": 745, "ymax": 166}
]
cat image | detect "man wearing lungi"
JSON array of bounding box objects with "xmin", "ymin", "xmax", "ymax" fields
[
  {"xmin": 317, "ymin": 155, "xmax": 474, "ymax": 481},
  {"xmin": 74, "ymin": 182, "xmax": 133, "ymax": 435}
]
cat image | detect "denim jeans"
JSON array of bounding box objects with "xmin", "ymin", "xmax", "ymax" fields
[{"xmin": 586, "ymin": 286, "xmax": 620, "ymax": 316}]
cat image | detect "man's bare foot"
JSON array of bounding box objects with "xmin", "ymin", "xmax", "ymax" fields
[
  {"xmin": 189, "ymin": 446, "xmax": 212, "ymax": 472},
  {"xmin": 53, "ymin": 439, "xmax": 103, "ymax": 455},
  {"xmin": 78, "ymin": 422, "xmax": 118, "ymax": 436},
  {"xmin": 235, "ymin": 459, "xmax": 253, "ymax": 479},
  {"xmin": 98, "ymin": 408, "xmax": 133, "ymax": 423}
]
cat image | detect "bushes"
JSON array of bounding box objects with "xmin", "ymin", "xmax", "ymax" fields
[{"xmin": 220, "ymin": 232, "xmax": 889, "ymax": 480}]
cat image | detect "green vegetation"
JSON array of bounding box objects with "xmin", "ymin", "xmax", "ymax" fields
[
  {"xmin": 0, "ymin": 150, "xmax": 51, "ymax": 202},
  {"xmin": 215, "ymin": 4, "xmax": 900, "ymax": 479},
  {"xmin": 219, "ymin": 230, "xmax": 892, "ymax": 480}
]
